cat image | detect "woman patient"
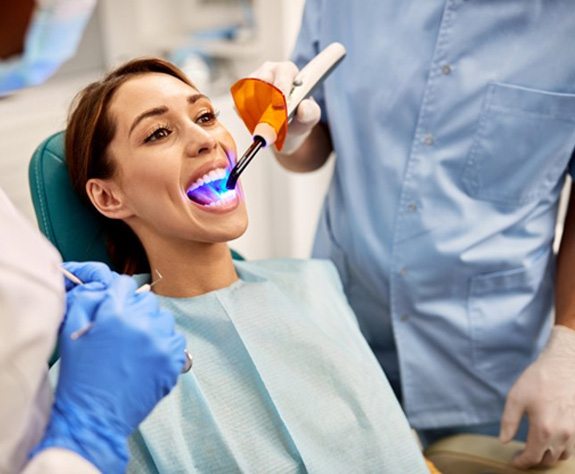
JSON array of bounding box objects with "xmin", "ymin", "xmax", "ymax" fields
[{"xmin": 64, "ymin": 58, "xmax": 429, "ymax": 473}]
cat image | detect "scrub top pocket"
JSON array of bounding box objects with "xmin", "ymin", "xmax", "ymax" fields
[
  {"xmin": 467, "ymin": 251, "xmax": 553, "ymax": 385},
  {"xmin": 462, "ymin": 82, "xmax": 575, "ymax": 206}
]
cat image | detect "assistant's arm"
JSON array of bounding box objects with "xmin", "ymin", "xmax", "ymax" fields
[
  {"xmin": 29, "ymin": 270, "xmax": 186, "ymax": 473},
  {"xmin": 22, "ymin": 448, "xmax": 99, "ymax": 474},
  {"xmin": 555, "ymin": 186, "xmax": 575, "ymax": 329},
  {"xmin": 0, "ymin": 188, "xmax": 64, "ymax": 473},
  {"xmin": 499, "ymin": 184, "xmax": 575, "ymax": 469}
]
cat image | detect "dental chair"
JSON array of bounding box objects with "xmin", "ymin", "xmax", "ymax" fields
[{"xmin": 28, "ymin": 131, "xmax": 575, "ymax": 474}]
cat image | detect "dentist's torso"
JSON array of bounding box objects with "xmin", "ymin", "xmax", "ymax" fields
[{"xmin": 293, "ymin": 0, "xmax": 575, "ymax": 428}]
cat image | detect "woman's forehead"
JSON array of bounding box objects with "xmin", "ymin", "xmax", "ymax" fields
[
  {"xmin": 113, "ymin": 73, "xmax": 201, "ymax": 110},
  {"xmin": 110, "ymin": 73, "xmax": 203, "ymax": 131}
]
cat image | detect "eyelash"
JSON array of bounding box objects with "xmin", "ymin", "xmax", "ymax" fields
[
  {"xmin": 144, "ymin": 124, "xmax": 172, "ymax": 143},
  {"xmin": 197, "ymin": 109, "xmax": 220, "ymax": 125},
  {"xmin": 143, "ymin": 110, "xmax": 220, "ymax": 144}
]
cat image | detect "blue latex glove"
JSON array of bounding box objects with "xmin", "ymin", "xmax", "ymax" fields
[
  {"xmin": 56, "ymin": 261, "xmax": 119, "ymax": 340},
  {"xmin": 32, "ymin": 275, "xmax": 186, "ymax": 473},
  {"xmin": 62, "ymin": 261, "xmax": 117, "ymax": 291}
]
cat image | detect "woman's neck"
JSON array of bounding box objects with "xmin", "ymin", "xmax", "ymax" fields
[{"xmin": 141, "ymin": 237, "xmax": 238, "ymax": 298}]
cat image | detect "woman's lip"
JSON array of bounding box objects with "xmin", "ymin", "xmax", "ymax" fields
[{"xmin": 186, "ymin": 191, "xmax": 240, "ymax": 214}]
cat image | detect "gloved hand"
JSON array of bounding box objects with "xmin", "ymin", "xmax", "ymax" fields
[
  {"xmin": 62, "ymin": 261, "xmax": 117, "ymax": 291},
  {"xmin": 500, "ymin": 325, "xmax": 575, "ymax": 469},
  {"xmin": 249, "ymin": 61, "xmax": 321, "ymax": 154},
  {"xmin": 32, "ymin": 275, "xmax": 186, "ymax": 473}
]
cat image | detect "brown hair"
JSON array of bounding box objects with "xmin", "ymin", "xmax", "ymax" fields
[{"xmin": 66, "ymin": 57, "xmax": 195, "ymax": 274}]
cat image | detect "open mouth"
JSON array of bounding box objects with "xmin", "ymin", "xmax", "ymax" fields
[{"xmin": 186, "ymin": 167, "xmax": 237, "ymax": 208}]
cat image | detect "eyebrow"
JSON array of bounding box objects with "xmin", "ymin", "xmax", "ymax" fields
[{"xmin": 129, "ymin": 93, "xmax": 210, "ymax": 136}]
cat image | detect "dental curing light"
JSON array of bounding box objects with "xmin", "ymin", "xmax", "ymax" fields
[{"xmin": 226, "ymin": 42, "xmax": 346, "ymax": 190}]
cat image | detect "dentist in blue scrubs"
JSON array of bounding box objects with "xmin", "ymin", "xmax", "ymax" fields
[{"xmin": 252, "ymin": 0, "xmax": 575, "ymax": 469}]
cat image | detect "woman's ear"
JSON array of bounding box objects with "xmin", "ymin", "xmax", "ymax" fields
[{"xmin": 86, "ymin": 178, "xmax": 134, "ymax": 219}]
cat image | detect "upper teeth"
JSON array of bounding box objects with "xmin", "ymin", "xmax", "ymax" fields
[{"xmin": 187, "ymin": 168, "xmax": 227, "ymax": 192}]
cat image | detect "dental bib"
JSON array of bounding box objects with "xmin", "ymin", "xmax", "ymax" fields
[{"xmin": 128, "ymin": 259, "xmax": 427, "ymax": 473}]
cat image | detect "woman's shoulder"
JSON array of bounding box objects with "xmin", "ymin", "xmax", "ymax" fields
[
  {"xmin": 236, "ymin": 259, "xmax": 346, "ymax": 307},
  {"xmin": 237, "ymin": 258, "xmax": 342, "ymax": 287}
]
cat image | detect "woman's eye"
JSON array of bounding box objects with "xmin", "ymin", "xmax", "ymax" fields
[
  {"xmin": 144, "ymin": 127, "xmax": 172, "ymax": 143},
  {"xmin": 196, "ymin": 110, "xmax": 218, "ymax": 125}
]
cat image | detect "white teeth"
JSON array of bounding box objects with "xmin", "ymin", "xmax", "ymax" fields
[
  {"xmin": 187, "ymin": 167, "xmax": 227, "ymax": 192},
  {"xmin": 205, "ymin": 190, "xmax": 237, "ymax": 208}
]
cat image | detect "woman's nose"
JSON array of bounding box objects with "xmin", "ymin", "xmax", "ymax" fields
[{"xmin": 185, "ymin": 124, "xmax": 217, "ymax": 157}]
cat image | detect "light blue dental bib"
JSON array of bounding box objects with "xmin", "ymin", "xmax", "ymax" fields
[{"xmin": 128, "ymin": 259, "xmax": 426, "ymax": 473}]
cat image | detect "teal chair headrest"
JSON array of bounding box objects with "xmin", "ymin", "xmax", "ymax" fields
[
  {"xmin": 28, "ymin": 131, "xmax": 113, "ymax": 267},
  {"xmin": 28, "ymin": 131, "xmax": 243, "ymax": 269}
]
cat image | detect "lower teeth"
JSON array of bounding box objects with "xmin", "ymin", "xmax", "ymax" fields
[
  {"xmin": 205, "ymin": 190, "xmax": 236, "ymax": 207},
  {"xmin": 187, "ymin": 178, "xmax": 237, "ymax": 207}
]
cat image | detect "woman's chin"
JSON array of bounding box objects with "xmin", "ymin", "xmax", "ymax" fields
[
  {"xmin": 222, "ymin": 219, "xmax": 249, "ymax": 241},
  {"xmin": 195, "ymin": 213, "xmax": 248, "ymax": 243},
  {"xmin": 201, "ymin": 228, "xmax": 247, "ymax": 244}
]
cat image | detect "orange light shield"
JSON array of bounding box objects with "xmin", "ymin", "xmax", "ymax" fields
[{"xmin": 230, "ymin": 78, "xmax": 288, "ymax": 150}]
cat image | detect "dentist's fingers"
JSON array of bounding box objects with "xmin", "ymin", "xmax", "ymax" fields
[
  {"xmin": 499, "ymin": 377, "xmax": 527, "ymax": 444},
  {"xmin": 97, "ymin": 275, "xmax": 141, "ymax": 323},
  {"xmin": 499, "ymin": 390, "xmax": 524, "ymax": 444},
  {"xmin": 512, "ymin": 429, "xmax": 552, "ymax": 469},
  {"xmin": 539, "ymin": 447, "xmax": 565, "ymax": 468},
  {"xmin": 279, "ymin": 97, "xmax": 322, "ymax": 155},
  {"xmin": 249, "ymin": 61, "xmax": 299, "ymax": 97},
  {"xmin": 294, "ymin": 98, "xmax": 321, "ymax": 126},
  {"xmin": 62, "ymin": 285, "xmax": 106, "ymax": 336},
  {"xmin": 560, "ymin": 444, "xmax": 575, "ymax": 461},
  {"xmin": 62, "ymin": 261, "xmax": 117, "ymax": 290}
]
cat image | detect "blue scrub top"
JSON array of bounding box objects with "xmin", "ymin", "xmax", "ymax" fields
[{"xmin": 292, "ymin": 0, "xmax": 575, "ymax": 428}]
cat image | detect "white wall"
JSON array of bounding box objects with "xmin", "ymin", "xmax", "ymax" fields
[
  {"xmin": 241, "ymin": 0, "xmax": 335, "ymax": 259},
  {"xmin": 0, "ymin": 0, "xmax": 332, "ymax": 262}
]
